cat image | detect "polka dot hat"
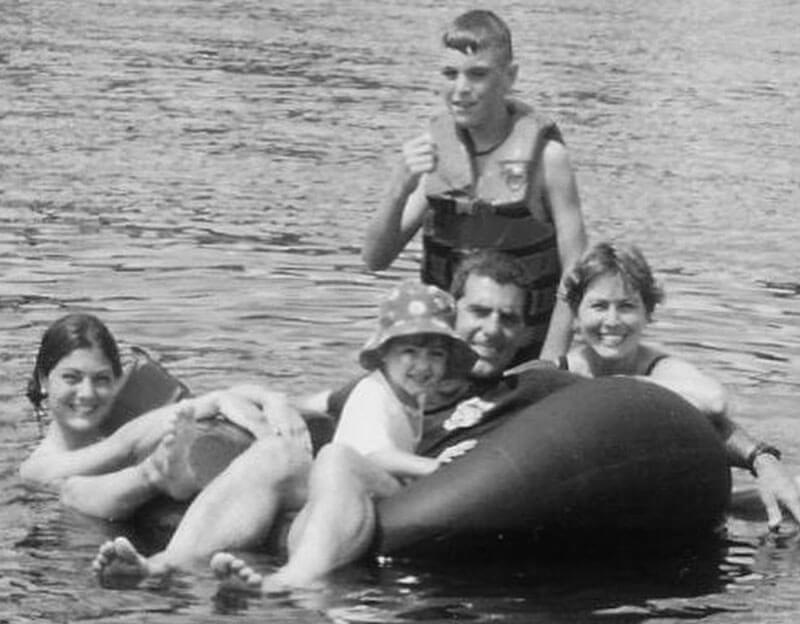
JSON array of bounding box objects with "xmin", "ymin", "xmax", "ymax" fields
[{"xmin": 358, "ymin": 281, "xmax": 478, "ymax": 378}]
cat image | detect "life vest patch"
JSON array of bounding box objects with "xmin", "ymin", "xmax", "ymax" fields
[{"xmin": 499, "ymin": 160, "xmax": 529, "ymax": 194}]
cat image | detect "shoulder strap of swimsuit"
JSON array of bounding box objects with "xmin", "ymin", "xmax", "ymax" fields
[{"xmin": 644, "ymin": 353, "xmax": 670, "ymax": 376}]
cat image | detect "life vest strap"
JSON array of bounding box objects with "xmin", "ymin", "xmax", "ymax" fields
[
  {"xmin": 422, "ymin": 232, "xmax": 558, "ymax": 260},
  {"xmin": 428, "ymin": 195, "xmax": 531, "ymax": 218}
]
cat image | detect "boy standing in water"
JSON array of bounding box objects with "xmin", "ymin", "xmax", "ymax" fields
[{"xmin": 363, "ymin": 9, "xmax": 587, "ymax": 362}]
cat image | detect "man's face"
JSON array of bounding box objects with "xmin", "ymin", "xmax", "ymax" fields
[
  {"xmin": 455, "ymin": 274, "xmax": 527, "ymax": 378},
  {"xmin": 439, "ymin": 47, "xmax": 516, "ymax": 130}
]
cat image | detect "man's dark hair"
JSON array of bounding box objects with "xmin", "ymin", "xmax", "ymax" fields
[{"xmin": 450, "ymin": 250, "xmax": 532, "ymax": 319}]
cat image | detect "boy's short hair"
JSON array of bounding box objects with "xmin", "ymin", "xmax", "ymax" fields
[
  {"xmin": 442, "ymin": 10, "xmax": 513, "ymax": 66},
  {"xmin": 450, "ymin": 250, "xmax": 532, "ymax": 321},
  {"xmin": 562, "ymin": 242, "xmax": 664, "ymax": 317}
]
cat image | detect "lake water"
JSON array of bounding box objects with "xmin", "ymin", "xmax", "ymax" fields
[{"xmin": 1, "ymin": 0, "xmax": 799, "ymax": 622}]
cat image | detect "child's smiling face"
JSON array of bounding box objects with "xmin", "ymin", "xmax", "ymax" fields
[{"xmin": 380, "ymin": 334, "xmax": 449, "ymax": 406}]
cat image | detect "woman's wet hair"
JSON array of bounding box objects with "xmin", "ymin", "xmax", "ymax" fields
[
  {"xmin": 562, "ymin": 242, "xmax": 664, "ymax": 317},
  {"xmin": 442, "ymin": 10, "xmax": 513, "ymax": 66},
  {"xmin": 27, "ymin": 313, "xmax": 123, "ymax": 412}
]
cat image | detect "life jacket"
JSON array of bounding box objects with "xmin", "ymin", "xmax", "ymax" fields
[{"xmin": 422, "ymin": 101, "xmax": 563, "ymax": 343}]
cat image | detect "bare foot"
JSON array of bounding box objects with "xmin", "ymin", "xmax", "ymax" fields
[
  {"xmin": 210, "ymin": 552, "xmax": 265, "ymax": 594},
  {"xmin": 263, "ymin": 565, "xmax": 324, "ymax": 593},
  {"xmin": 141, "ymin": 404, "xmax": 199, "ymax": 501},
  {"xmin": 92, "ymin": 537, "xmax": 169, "ymax": 582}
]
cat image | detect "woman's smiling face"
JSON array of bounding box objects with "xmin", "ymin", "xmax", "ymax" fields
[
  {"xmin": 575, "ymin": 272, "xmax": 649, "ymax": 362},
  {"xmin": 43, "ymin": 346, "xmax": 119, "ymax": 438}
]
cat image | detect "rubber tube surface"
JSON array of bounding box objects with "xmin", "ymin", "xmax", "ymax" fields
[{"xmin": 375, "ymin": 376, "xmax": 731, "ymax": 555}]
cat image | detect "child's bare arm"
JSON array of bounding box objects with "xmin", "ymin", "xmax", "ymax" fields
[
  {"xmin": 367, "ymin": 448, "xmax": 440, "ymax": 480},
  {"xmin": 369, "ymin": 439, "xmax": 478, "ymax": 480}
]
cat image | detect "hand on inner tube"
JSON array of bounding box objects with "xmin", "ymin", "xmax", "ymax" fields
[
  {"xmin": 189, "ymin": 390, "xmax": 274, "ymax": 439},
  {"xmin": 752, "ymin": 453, "xmax": 800, "ymax": 531},
  {"xmin": 190, "ymin": 386, "xmax": 312, "ymax": 454}
]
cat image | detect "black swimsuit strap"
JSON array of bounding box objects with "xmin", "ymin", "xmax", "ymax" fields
[{"xmin": 644, "ymin": 354, "xmax": 670, "ymax": 376}]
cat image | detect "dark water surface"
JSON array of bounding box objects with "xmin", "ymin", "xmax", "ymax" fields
[{"xmin": 1, "ymin": 1, "xmax": 798, "ymax": 622}]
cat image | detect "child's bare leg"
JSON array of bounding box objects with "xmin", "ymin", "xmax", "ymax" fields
[{"xmin": 263, "ymin": 443, "xmax": 400, "ymax": 589}]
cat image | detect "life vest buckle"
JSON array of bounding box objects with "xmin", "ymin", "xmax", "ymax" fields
[{"xmin": 453, "ymin": 197, "xmax": 494, "ymax": 215}]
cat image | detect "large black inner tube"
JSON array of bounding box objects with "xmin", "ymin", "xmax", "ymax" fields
[{"xmin": 375, "ymin": 376, "xmax": 731, "ymax": 557}]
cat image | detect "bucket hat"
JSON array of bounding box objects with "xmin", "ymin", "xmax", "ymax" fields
[{"xmin": 359, "ymin": 281, "xmax": 478, "ymax": 378}]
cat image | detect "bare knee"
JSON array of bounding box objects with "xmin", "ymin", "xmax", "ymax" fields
[
  {"xmin": 286, "ymin": 447, "xmax": 379, "ymax": 555},
  {"xmin": 223, "ymin": 437, "xmax": 308, "ymax": 488},
  {"xmin": 314, "ymin": 442, "xmax": 360, "ymax": 468},
  {"xmin": 307, "ymin": 444, "xmax": 364, "ymax": 489},
  {"xmin": 307, "ymin": 444, "xmax": 400, "ymax": 504}
]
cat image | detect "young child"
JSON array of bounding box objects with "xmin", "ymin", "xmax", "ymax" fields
[
  {"xmin": 363, "ymin": 9, "xmax": 587, "ymax": 362},
  {"xmin": 207, "ymin": 281, "xmax": 479, "ymax": 592},
  {"xmin": 333, "ymin": 280, "xmax": 478, "ymax": 479}
]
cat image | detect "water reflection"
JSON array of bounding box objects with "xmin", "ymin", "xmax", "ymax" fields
[{"xmin": 2, "ymin": 0, "xmax": 799, "ymax": 621}]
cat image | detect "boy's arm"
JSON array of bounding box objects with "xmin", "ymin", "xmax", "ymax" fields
[
  {"xmin": 362, "ymin": 134, "xmax": 434, "ymax": 270},
  {"xmin": 538, "ymin": 140, "xmax": 587, "ymax": 361}
]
